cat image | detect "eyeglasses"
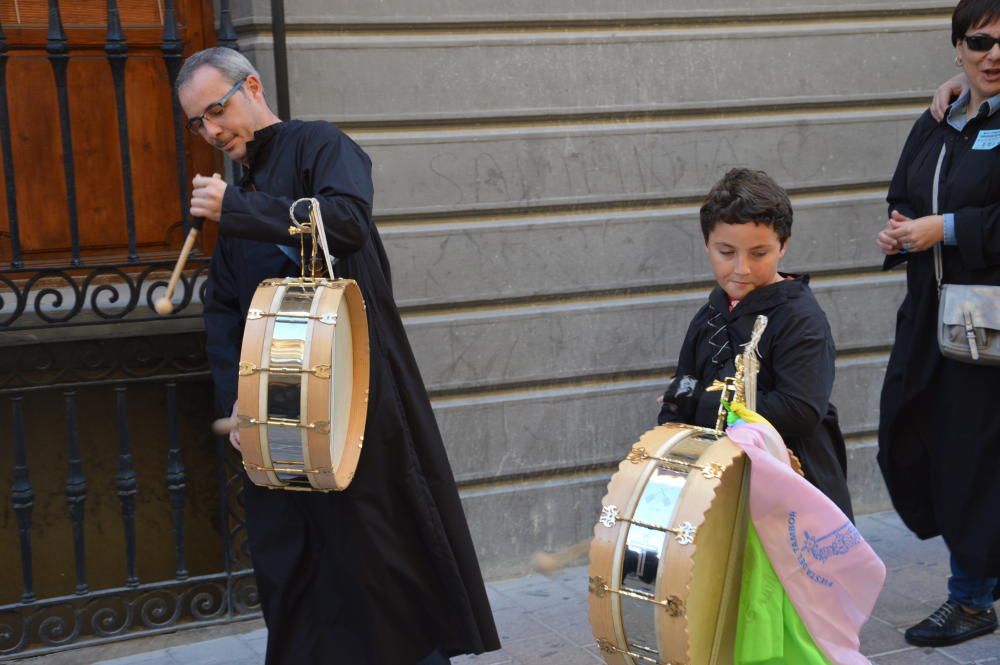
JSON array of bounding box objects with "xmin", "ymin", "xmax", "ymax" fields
[
  {"xmin": 185, "ymin": 78, "xmax": 246, "ymax": 134},
  {"xmin": 964, "ymin": 34, "xmax": 1000, "ymax": 52}
]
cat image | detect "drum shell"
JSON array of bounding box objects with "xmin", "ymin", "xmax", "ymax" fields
[
  {"xmin": 589, "ymin": 424, "xmax": 749, "ymax": 665},
  {"xmin": 237, "ymin": 277, "xmax": 370, "ymax": 491}
]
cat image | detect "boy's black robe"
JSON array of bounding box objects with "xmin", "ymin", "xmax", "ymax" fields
[
  {"xmin": 658, "ymin": 276, "xmax": 854, "ymax": 520},
  {"xmin": 203, "ymin": 120, "xmax": 500, "ymax": 664},
  {"xmin": 879, "ymin": 109, "xmax": 1000, "ymax": 580}
]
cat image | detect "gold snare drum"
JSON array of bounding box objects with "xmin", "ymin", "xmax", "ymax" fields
[
  {"xmin": 589, "ymin": 424, "xmax": 749, "ymax": 665},
  {"xmin": 237, "ymin": 277, "xmax": 370, "ymax": 492}
]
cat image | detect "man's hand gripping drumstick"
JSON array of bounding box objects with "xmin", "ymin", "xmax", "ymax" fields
[
  {"xmin": 154, "ymin": 172, "xmax": 225, "ymax": 315},
  {"xmin": 212, "ymin": 401, "xmax": 241, "ymax": 452},
  {"xmin": 154, "ymin": 172, "xmax": 239, "ymax": 448}
]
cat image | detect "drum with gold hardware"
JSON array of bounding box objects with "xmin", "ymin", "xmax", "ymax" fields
[
  {"xmin": 236, "ymin": 275, "xmax": 370, "ymax": 491},
  {"xmin": 589, "ymin": 423, "xmax": 750, "ymax": 665}
]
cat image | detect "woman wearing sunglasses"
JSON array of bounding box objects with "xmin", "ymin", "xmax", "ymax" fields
[{"xmin": 876, "ymin": 0, "xmax": 1000, "ymax": 648}]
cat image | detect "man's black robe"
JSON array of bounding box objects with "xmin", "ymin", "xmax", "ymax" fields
[
  {"xmin": 203, "ymin": 120, "xmax": 500, "ymax": 664},
  {"xmin": 879, "ymin": 109, "xmax": 1000, "ymax": 580},
  {"xmin": 657, "ymin": 276, "xmax": 854, "ymax": 519}
]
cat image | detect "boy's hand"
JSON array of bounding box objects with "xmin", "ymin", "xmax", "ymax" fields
[
  {"xmin": 931, "ymin": 73, "xmax": 966, "ymax": 122},
  {"xmin": 885, "ymin": 211, "xmax": 944, "ymax": 254},
  {"xmin": 190, "ymin": 173, "xmax": 227, "ymax": 222}
]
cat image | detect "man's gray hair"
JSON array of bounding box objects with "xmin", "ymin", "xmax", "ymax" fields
[{"xmin": 176, "ymin": 47, "xmax": 261, "ymax": 91}]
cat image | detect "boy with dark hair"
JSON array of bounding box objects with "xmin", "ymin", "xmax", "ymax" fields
[{"xmin": 658, "ymin": 168, "xmax": 853, "ymax": 518}]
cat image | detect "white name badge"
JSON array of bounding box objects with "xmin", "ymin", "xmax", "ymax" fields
[{"xmin": 972, "ymin": 129, "xmax": 1000, "ymax": 150}]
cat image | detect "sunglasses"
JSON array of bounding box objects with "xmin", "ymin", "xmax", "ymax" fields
[
  {"xmin": 964, "ymin": 34, "xmax": 1000, "ymax": 52},
  {"xmin": 185, "ymin": 78, "xmax": 246, "ymax": 134}
]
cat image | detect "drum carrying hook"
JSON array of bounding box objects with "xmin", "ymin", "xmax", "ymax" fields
[{"xmin": 288, "ymin": 197, "xmax": 337, "ymax": 280}]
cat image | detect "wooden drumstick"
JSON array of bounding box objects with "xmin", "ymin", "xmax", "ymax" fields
[
  {"xmin": 155, "ymin": 173, "xmax": 222, "ymax": 315},
  {"xmin": 211, "ymin": 415, "xmax": 238, "ymax": 435},
  {"xmin": 531, "ymin": 539, "xmax": 591, "ymax": 576}
]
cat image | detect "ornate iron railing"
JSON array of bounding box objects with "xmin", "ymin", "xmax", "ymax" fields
[
  {"xmin": 0, "ymin": 259, "xmax": 209, "ymax": 331},
  {"xmin": 0, "ymin": 332, "xmax": 259, "ymax": 659},
  {"xmin": 0, "ymin": 0, "xmax": 263, "ymax": 659}
]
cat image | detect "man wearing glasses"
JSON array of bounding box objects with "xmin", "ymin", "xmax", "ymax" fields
[{"xmin": 175, "ymin": 47, "xmax": 499, "ymax": 665}]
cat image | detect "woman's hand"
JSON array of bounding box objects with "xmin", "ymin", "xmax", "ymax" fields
[
  {"xmin": 931, "ymin": 73, "xmax": 967, "ymax": 122},
  {"xmin": 885, "ymin": 211, "xmax": 944, "ymax": 253},
  {"xmin": 876, "ymin": 214, "xmax": 904, "ymax": 255}
]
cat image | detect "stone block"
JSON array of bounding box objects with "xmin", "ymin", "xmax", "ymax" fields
[
  {"xmin": 383, "ymin": 192, "xmax": 892, "ymax": 308},
  {"xmin": 460, "ymin": 473, "xmax": 610, "ymax": 579},
  {"xmin": 234, "ymin": 0, "xmax": 947, "ymax": 24},
  {"xmin": 833, "ymin": 355, "xmax": 891, "ymax": 435},
  {"xmin": 405, "ymin": 275, "xmax": 901, "ymax": 392},
  {"xmin": 436, "ymin": 351, "xmax": 890, "ymax": 484},
  {"xmin": 357, "ymin": 111, "xmax": 922, "ymax": 216},
  {"xmin": 846, "ymin": 437, "xmax": 892, "ymax": 516},
  {"xmin": 240, "ymin": 23, "xmax": 953, "ymax": 122},
  {"xmin": 860, "ymin": 617, "xmax": 908, "ymax": 658},
  {"xmin": 437, "ymin": 378, "xmax": 662, "ymax": 482},
  {"xmin": 938, "ymin": 632, "xmax": 1000, "ymax": 664}
]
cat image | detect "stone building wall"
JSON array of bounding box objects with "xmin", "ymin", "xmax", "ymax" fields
[{"xmin": 228, "ymin": 0, "xmax": 955, "ymax": 577}]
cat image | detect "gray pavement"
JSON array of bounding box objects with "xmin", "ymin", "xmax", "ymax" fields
[{"xmin": 21, "ymin": 511, "xmax": 999, "ymax": 665}]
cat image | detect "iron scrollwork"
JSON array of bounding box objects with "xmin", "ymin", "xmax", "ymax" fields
[
  {"xmin": 0, "ymin": 333, "xmax": 210, "ymax": 392},
  {"xmin": 0, "ymin": 260, "xmax": 209, "ymax": 330},
  {"xmin": 0, "ymin": 576, "xmax": 257, "ymax": 657}
]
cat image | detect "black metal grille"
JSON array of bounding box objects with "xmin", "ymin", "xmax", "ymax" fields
[
  {"xmin": 0, "ymin": 0, "xmax": 266, "ymax": 658},
  {"xmin": 0, "ymin": 335, "xmax": 259, "ymax": 659}
]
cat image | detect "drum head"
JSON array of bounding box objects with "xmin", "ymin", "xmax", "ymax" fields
[
  {"xmin": 330, "ymin": 292, "xmax": 354, "ymax": 473},
  {"xmin": 305, "ymin": 279, "xmax": 369, "ymax": 491}
]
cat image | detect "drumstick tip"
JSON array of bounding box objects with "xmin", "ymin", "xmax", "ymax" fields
[
  {"xmin": 211, "ymin": 416, "xmax": 237, "ymax": 435},
  {"xmin": 154, "ymin": 297, "xmax": 174, "ymax": 315},
  {"xmin": 532, "ymin": 552, "xmax": 563, "ymax": 576},
  {"xmin": 531, "ymin": 539, "xmax": 591, "ymax": 576}
]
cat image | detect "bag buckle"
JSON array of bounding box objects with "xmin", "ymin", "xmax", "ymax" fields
[{"xmin": 963, "ymin": 311, "xmax": 981, "ymax": 361}]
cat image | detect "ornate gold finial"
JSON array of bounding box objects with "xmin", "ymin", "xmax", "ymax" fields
[
  {"xmin": 708, "ymin": 314, "xmax": 769, "ymax": 431},
  {"xmin": 740, "ymin": 315, "xmax": 768, "ymax": 412}
]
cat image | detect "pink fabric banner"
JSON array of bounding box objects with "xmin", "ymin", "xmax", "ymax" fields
[{"xmin": 727, "ymin": 421, "xmax": 886, "ymax": 665}]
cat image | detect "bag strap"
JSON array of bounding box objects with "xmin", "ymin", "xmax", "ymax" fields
[{"xmin": 931, "ymin": 143, "xmax": 946, "ymax": 294}]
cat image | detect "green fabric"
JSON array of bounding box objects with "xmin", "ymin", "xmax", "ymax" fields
[{"xmin": 734, "ymin": 523, "xmax": 831, "ymax": 665}]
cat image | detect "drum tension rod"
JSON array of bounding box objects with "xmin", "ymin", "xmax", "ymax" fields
[
  {"xmin": 595, "ymin": 639, "xmax": 678, "ymax": 665},
  {"xmin": 243, "ymin": 460, "xmax": 333, "ymax": 476},
  {"xmin": 260, "ymin": 278, "xmax": 346, "ymax": 289},
  {"xmin": 598, "ymin": 505, "xmax": 697, "ymax": 546},
  {"xmin": 237, "ymin": 415, "xmax": 331, "ymax": 435},
  {"xmin": 239, "ymin": 361, "xmax": 332, "ymax": 379},
  {"xmin": 589, "ymin": 576, "xmax": 685, "ymax": 618},
  {"xmin": 627, "ymin": 446, "xmax": 724, "ymax": 480},
  {"xmin": 247, "ymin": 309, "xmax": 339, "ymax": 325}
]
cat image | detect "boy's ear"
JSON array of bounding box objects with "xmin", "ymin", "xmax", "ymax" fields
[{"xmin": 778, "ymin": 238, "xmax": 789, "ymax": 259}]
